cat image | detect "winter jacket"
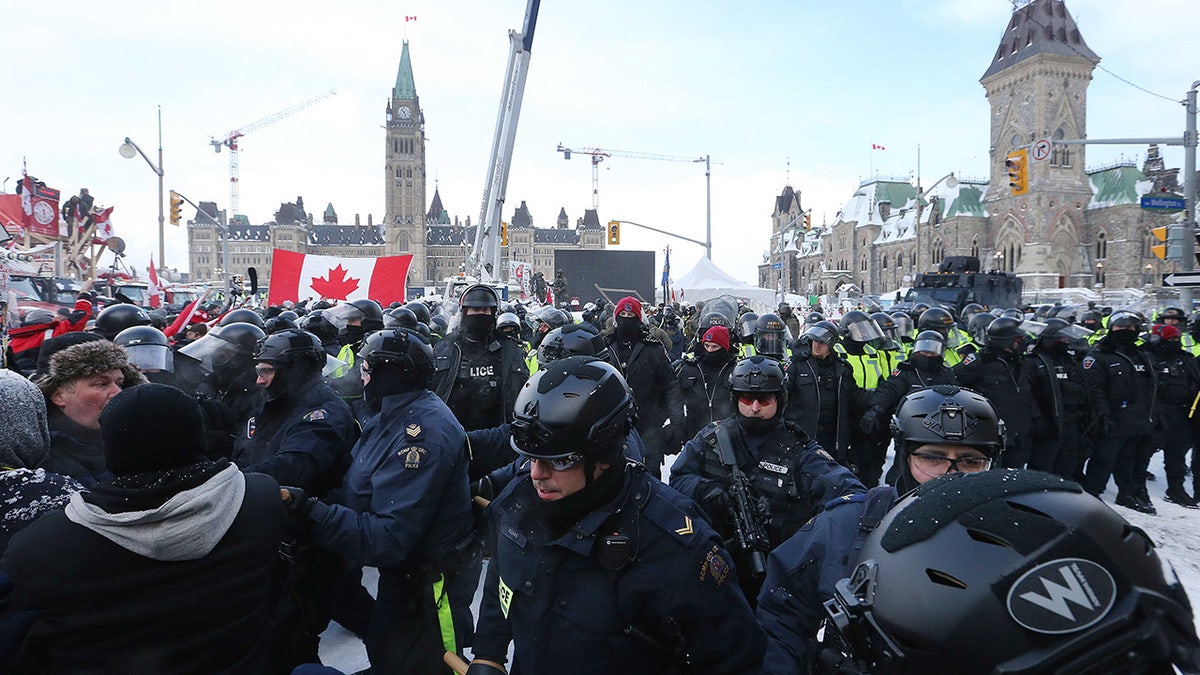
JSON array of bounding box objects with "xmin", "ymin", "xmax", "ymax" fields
[
  {"xmin": 0, "ymin": 465, "xmax": 284, "ymax": 674},
  {"xmin": 785, "ymin": 353, "xmax": 861, "ymax": 460},
  {"xmin": 600, "ymin": 333, "xmax": 686, "ymax": 452}
]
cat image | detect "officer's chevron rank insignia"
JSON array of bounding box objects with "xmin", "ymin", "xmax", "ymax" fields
[
  {"xmin": 498, "ymin": 577, "xmax": 514, "ymax": 619},
  {"xmin": 406, "ymin": 424, "xmax": 421, "ymax": 437},
  {"xmin": 675, "ymin": 515, "xmax": 694, "ymax": 536}
]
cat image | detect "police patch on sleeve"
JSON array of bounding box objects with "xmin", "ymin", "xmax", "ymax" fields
[
  {"xmin": 400, "ymin": 446, "xmax": 427, "ymax": 469},
  {"xmin": 302, "ymin": 409, "xmax": 327, "ymax": 422},
  {"xmin": 699, "ymin": 545, "xmax": 730, "ymax": 586},
  {"xmin": 892, "ymin": 368, "xmax": 901, "ymax": 377},
  {"xmin": 1082, "ymin": 356, "xmax": 1095, "ymax": 370},
  {"xmin": 962, "ymin": 352, "xmax": 977, "ymax": 365},
  {"xmin": 498, "ymin": 576, "xmax": 514, "ymax": 619}
]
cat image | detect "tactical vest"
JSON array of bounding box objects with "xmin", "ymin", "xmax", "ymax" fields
[
  {"xmin": 835, "ymin": 344, "xmax": 885, "ymax": 390},
  {"xmin": 449, "ymin": 345, "xmax": 504, "ymax": 430}
]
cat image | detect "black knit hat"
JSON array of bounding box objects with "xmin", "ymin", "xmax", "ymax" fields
[{"xmin": 99, "ymin": 384, "xmax": 208, "ymax": 475}]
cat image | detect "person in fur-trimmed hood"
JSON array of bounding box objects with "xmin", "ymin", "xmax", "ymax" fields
[
  {"xmin": 36, "ymin": 340, "xmax": 147, "ymax": 482},
  {"xmin": 0, "ymin": 384, "xmax": 285, "ymax": 674}
]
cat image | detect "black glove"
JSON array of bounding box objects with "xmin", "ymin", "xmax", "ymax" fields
[
  {"xmin": 699, "ymin": 481, "xmax": 729, "ymax": 514},
  {"xmin": 859, "ymin": 408, "xmax": 881, "ymax": 434},
  {"xmin": 280, "ymin": 486, "xmax": 317, "ymax": 521},
  {"xmin": 466, "ymin": 659, "xmax": 508, "ymax": 675}
]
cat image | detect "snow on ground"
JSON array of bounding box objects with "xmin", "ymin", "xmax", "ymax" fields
[{"xmin": 319, "ymin": 450, "xmax": 1200, "ymax": 672}]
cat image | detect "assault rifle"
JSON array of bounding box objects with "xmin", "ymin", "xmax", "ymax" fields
[{"xmin": 714, "ymin": 424, "xmax": 772, "ymax": 577}]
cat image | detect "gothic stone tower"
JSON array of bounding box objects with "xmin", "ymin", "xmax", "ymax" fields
[
  {"xmin": 980, "ymin": 0, "xmax": 1099, "ymax": 290},
  {"xmin": 385, "ymin": 40, "xmax": 428, "ymax": 287}
]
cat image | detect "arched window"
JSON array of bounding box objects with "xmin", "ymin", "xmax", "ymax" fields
[
  {"xmin": 897, "ymin": 252, "xmax": 904, "ymax": 269},
  {"xmin": 1096, "ymin": 231, "xmax": 1107, "ymax": 260},
  {"xmin": 1051, "ymin": 128, "xmax": 1070, "ymax": 166},
  {"xmin": 971, "ymin": 237, "xmax": 980, "ymax": 259}
]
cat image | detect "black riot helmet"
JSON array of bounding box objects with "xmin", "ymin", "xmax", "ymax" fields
[
  {"xmin": 385, "ymin": 306, "xmax": 419, "ymax": 330},
  {"xmin": 1079, "ymin": 310, "xmax": 1103, "ymax": 332},
  {"xmin": 753, "ymin": 313, "xmax": 788, "ymax": 360},
  {"xmin": 910, "ymin": 330, "xmax": 946, "ymax": 357},
  {"xmin": 803, "ymin": 320, "xmax": 840, "ymax": 348},
  {"xmin": 94, "ymin": 303, "xmax": 152, "ymax": 340},
  {"xmin": 496, "ymin": 312, "xmax": 522, "ymax": 341},
  {"xmin": 824, "ymin": 470, "xmax": 1200, "ymax": 674},
  {"xmin": 739, "ymin": 312, "xmax": 759, "ymax": 345},
  {"xmin": 263, "ymin": 315, "xmax": 297, "ymax": 335},
  {"xmin": 254, "ymin": 328, "xmax": 325, "ymax": 401},
  {"xmin": 509, "ymin": 356, "xmax": 636, "ymax": 467},
  {"xmin": 298, "ymin": 311, "xmax": 338, "ymax": 344},
  {"xmin": 404, "ymin": 301, "xmax": 432, "ymax": 326},
  {"xmin": 1108, "ymin": 310, "xmax": 1143, "ymax": 331},
  {"xmin": 1160, "ymin": 306, "xmax": 1188, "ymax": 324},
  {"xmin": 959, "ymin": 302, "xmax": 985, "ymax": 325},
  {"xmin": 985, "ymin": 316, "xmax": 1023, "ymax": 352},
  {"xmin": 870, "ymin": 311, "xmax": 897, "ymax": 335},
  {"xmin": 890, "ymin": 312, "xmax": 914, "ymax": 341},
  {"xmin": 699, "ymin": 311, "xmax": 734, "ymax": 335},
  {"xmin": 218, "ymin": 308, "xmax": 266, "ymax": 329},
  {"xmin": 179, "ymin": 321, "xmax": 266, "ymax": 389},
  {"xmin": 537, "ymin": 324, "xmax": 606, "ymax": 367},
  {"xmin": 839, "ymin": 310, "xmax": 888, "ymax": 348},
  {"xmin": 916, "ymin": 307, "xmax": 955, "ymax": 334},
  {"xmin": 908, "ymin": 302, "xmax": 931, "ymax": 322},
  {"xmin": 114, "ymin": 325, "xmax": 174, "ymax": 374},
  {"xmin": 349, "ymin": 299, "xmax": 385, "ymax": 332},
  {"xmin": 803, "ymin": 311, "xmax": 826, "ymax": 329},
  {"xmin": 966, "ymin": 312, "xmax": 995, "ymax": 346},
  {"xmin": 728, "ymin": 355, "xmax": 787, "ymax": 410},
  {"xmin": 459, "ymin": 284, "xmax": 500, "ymax": 313},
  {"xmin": 278, "ymin": 310, "xmax": 299, "ymax": 323},
  {"xmin": 891, "ymin": 384, "xmax": 1004, "ymax": 457},
  {"xmin": 358, "ymin": 328, "xmax": 435, "ymax": 410}
]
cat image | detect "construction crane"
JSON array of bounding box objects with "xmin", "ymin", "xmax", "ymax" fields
[
  {"xmin": 209, "ymin": 89, "xmax": 337, "ymax": 216},
  {"xmin": 557, "ymin": 143, "xmax": 715, "ymax": 259},
  {"xmin": 556, "ymin": 143, "xmax": 706, "ymax": 208}
]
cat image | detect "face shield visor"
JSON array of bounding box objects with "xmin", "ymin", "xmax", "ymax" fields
[
  {"xmin": 179, "ymin": 332, "xmax": 243, "ymax": 375},
  {"xmin": 891, "ymin": 314, "xmax": 915, "ymax": 339},
  {"xmin": 755, "ymin": 330, "xmax": 786, "ymax": 358},
  {"xmin": 323, "ymin": 303, "xmax": 366, "ymax": 331},
  {"xmin": 844, "ymin": 318, "xmax": 889, "ymax": 348},
  {"xmin": 911, "ymin": 334, "xmax": 946, "ymax": 356},
  {"xmin": 125, "ymin": 343, "xmax": 175, "ymax": 373}
]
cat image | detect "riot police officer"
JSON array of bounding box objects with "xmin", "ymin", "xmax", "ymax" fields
[
  {"xmin": 837, "ymin": 310, "xmax": 892, "ymax": 485},
  {"xmin": 470, "ymin": 357, "xmax": 766, "ymax": 674},
  {"xmin": 286, "ymin": 328, "xmax": 476, "ymax": 673},
  {"xmin": 432, "ymin": 284, "xmax": 529, "ymax": 431},
  {"xmin": 754, "ymin": 312, "xmax": 789, "ymax": 362},
  {"xmin": 178, "ymin": 321, "xmax": 267, "ymax": 459},
  {"xmin": 1146, "ymin": 323, "xmax": 1200, "ymax": 508},
  {"xmin": 916, "ymin": 306, "xmax": 964, "ymax": 366},
  {"xmin": 671, "ymin": 356, "xmax": 860, "ymax": 602},
  {"xmin": 1026, "ymin": 317, "xmax": 1096, "ymax": 478},
  {"xmin": 953, "ymin": 316, "xmax": 1034, "ymax": 468},
  {"xmin": 675, "ymin": 325, "xmax": 738, "ymax": 442},
  {"xmin": 1081, "ymin": 311, "xmax": 1157, "ymax": 512},
  {"xmin": 92, "ymin": 303, "xmax": 152, "ymax": 341},
  {"xmin": 784, "ymin": 321, "xmax": 861, "ymax": 465}
]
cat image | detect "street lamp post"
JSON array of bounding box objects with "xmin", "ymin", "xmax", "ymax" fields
[
  {"xmin": 119, "ymin": 106, "xmax": 165, "ymax": 268},
  {"xmin": 914, "ymin": 172, "xmax": 957, "ymax": 275}
]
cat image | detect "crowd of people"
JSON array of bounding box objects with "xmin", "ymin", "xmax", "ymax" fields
[{"xmin": 0, "ymin": 282, "xmax": 1198, "ymax": 674}]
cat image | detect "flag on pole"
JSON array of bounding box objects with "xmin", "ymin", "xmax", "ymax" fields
[
  {"xmin": 92, "ymin": 206, "xmax": 115, "ymax": 243},
  {"xmin": 872, "ymin": 143, "xmax": 886, "ymax": 150},
  {"xmin": 147, "ymin": 257, "xmax": 163, "ymax": 308},
  {"xmin": 18, "ymin": 174, "xmax": 61, "ymax": 238},
  {"xmin": 661, "ymin": 247, "xmax": 671, "ymax": 287},
  {"xmin": 406, "ymin": 15, "xmax": 418, "ymax": 21},
  {"xmin": 268, "ymin": 249, "xmax": 413, "ymax": 306}
]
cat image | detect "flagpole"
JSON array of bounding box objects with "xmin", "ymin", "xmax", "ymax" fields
[{"xmin": 156, "ymin": 106, "xmax": 165, "ymax": 269}]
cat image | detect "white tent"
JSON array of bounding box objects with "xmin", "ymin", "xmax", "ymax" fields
[{"xmin": 670, "ymin": 256, "xmax": 776, "ymax": 312}]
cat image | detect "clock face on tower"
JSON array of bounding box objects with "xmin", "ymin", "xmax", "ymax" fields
[{"xmin": 398, "ymin": 105, "xmax": 412, "ymax": 119}]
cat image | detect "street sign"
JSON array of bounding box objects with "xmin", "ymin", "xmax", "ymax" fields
[
  {"xmin": 1162, "ymin": 272, "xmax": 1200, "ymax": 287},
  {"xmin": 1141, "ymin": 195, "xmax": 1186, "ymax": 211},
  {"xmin": 1031, "ymin": 138, "xmax": 1052, "ymax": 162},
  {"xmin": 772, "ymin": 262, "xmax": 782, "ymax": 270}
]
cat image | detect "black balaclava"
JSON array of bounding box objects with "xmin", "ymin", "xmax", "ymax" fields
[
  {"xmin": 615, "ymin": 316, "xmax": 642, "ymax": 342},
  {"xmin": 461, "ymin": 313, "xmax": 495, "ymax": 343},
  {"xmin": 265, "ymin": 360, "xmax": 320, "ymax": 403},
  {"xmin": 701, "ymin": 347, "xmax": 729, "ymax": 367},
  {"xmin": 908, "ymin": 352, "xmax": 943, "ymax": 372},
  {"xmin": 212, "ymin": 354, "xmax": 256, "ymax": 393},
  {"xmin": 538, "ymin": 459, "xmax": 624, "ymax": 537},
  {"xmin": 1040, "ymin": 338, "xmax": 1069, "ymax": 356},
  {"xmin": 1152, "ymin": 340, "xmax": 1183, "ymax": 357},
  {"xmin": 363, "ymin": 361, "xmax": 423, "ymax": 413},
  {"xmin": 1107, "ymin": 330, "xmax": 1138, "ymax": 349},
  {"xmin": 339, "ymin": 324, "xmax": 366, "ymax": 347}
]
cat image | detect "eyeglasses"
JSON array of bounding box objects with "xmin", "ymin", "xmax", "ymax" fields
[
  {"xmin": 527, "ymin": 452, "xmax": 585, "ymax": 472},
  {"xmin": 737, "ymin": 392, "xmax": 777, "ymax": 406},
  {"xmin": 253, "ymin": 365, "xmax": 276, "ymax": 378},
  {"xmin": 909, "ymin": 451, "xmax": 992, "ymax": 476}
]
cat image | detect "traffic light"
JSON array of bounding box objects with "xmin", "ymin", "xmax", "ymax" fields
[
  {"xmin": 1151, "ymin": 225, "xmax": 1169, "ymax": 260},
  {"xmin": 804, "ymin": 213, "xmax": 812, "ymax": 230},
  {"xmin": 607, "ymin": 220, "xmax": 620, "ymax": 245},
  {"xmin": 1150, "ymin": 226, "xmax": 1185, "ymax": 261},
  {"xmin": 1005, "ymin": 149, "xmax": 1029, "ymax": 196},
  {"xmin": 500, "ymin": 221, "xmax": 508, "ymax": 247},
  {"xmin": 169, "ymin": 190, "xmax": 184, "ymax": 225}
]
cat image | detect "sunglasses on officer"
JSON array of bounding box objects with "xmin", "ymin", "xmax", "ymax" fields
[
  {"xmin": 737, "ymin": 392, "xmax": 777, "ymax": 406},
  {"xmin": 521, "ymin": 452, "xmax": 585, "ymax": 472}
]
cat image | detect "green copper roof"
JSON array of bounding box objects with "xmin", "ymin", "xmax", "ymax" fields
[
  {"xmin": 393, "ymin": 41, "xmax": 416, "ymax": 100},
  {"xmin": 940, "ymin": 182, "xmax": 987, "ymax": 218},
  {"xmin": 1088, "ymin": 164, "xmax": 1149, "ymax": 209},
  {"xmin": 874, "ymin": 181, "xmax": 917, "ymax": 208}
]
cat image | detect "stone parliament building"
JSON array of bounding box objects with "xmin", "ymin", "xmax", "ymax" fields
[
  {"xmin": 758, "ymin": 0, "xmax": 1190, "ymax": 299},
  {"xmin": 187, "ymin": 41, "xmax": 604, "ymax": 295}
]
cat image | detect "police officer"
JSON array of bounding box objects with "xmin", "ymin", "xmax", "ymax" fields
[
  {"xmin": 177, "ymin": 321, "xmax": 267, "ymax": 459},
  {"xmin": 816, "ymin": 469, "xmax": 1200, "ymax": 673},
  {"xmin": 113, "ymin": 325, "xmax": 175, "ymax": 386},
  {"xmin": 1080, "ymin": 309, "xmax": 1106, "ymax": 344},
  {"xmin": 754, "ymin": 312, "xmax": 789, "ymax": 363},
  {"xmin": 954, "ymin": 316, "xmax": 1034, "ymax": 468},
  {"xmin": 600, "ymin": 296, "xmax": 685, "ymax": 477},
  {"xmin": 1026, "ymin": 317, "xmax": 1096, "ymax": 479},
  {"xmin": 757, "ymin": 385, "xmax": 1003, "ymax": 673},
  {"xmin": 469, "ymin": 357, "xmax": 766, "ymax": 674},
  {"xmin": 1081, "ymin": 311, "xmax": 1158, "ymax": 512},
  {"xmin": 675, "ymin": 325, "xmax": 738, "ymax": 442},
  {"xmin": 738, "ymin": 311, "xmax": 759, "ymax": 358},
  {"xmin": 916, "ymin": 307, "xmax": 964, "ymax": 366},
  {"xmin": 837, "ymin": 311, "xmax": 892, "ymax": 484},
  {"xmin": 784, "ymin": 321, "xmax": 861, "ymax": 465},
  {"xmin": 432, "ymin": 284, "xmax": 530, "ymax": 432},
  {"xmin": 298, "ymin": 310, "xmax": 341, "ymax": 357},
  {"xmin": 869, "ymin": 311, "xmax": 906, "ymax": 370},
  {"xmin": 285, "ymin": 328, "xmax": 476, "ymax": 673},
  {"xmin": 241, "ymin": 328, "xmax": 360, "ymax": 670},
  {"xmin": 671, "ymin": 356, "xmax": 860, "ymax": 602},
  {"xmin": 1187, "ymin": 311, "xmax": 1200, "ymax": 356},
  {"xmin": 1146, "ymin": 323, "xmax": 1200, "ymax": 508}
]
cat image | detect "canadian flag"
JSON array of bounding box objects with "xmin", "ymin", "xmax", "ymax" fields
[
  {"xmin": 92, "ymin": 206, "xmax": 115, "ymax": 243},
  {"xmin": 147, "ymin": 257, "xmax": 163, "ymax": 308},
  {"xmin": 872, "ymin": 143, "xmax": 886, "ymax": 150},
  {"xmin": 268, "ymin": 249, "xmax": 412, "ymax": 306}
]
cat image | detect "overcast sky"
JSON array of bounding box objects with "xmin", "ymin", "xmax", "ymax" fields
[{"xmin": 3, "ymin": 0, "xmax": 1197, "ymax": 287}]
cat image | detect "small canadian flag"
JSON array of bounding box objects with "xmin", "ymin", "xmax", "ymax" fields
[
  {"xmin": 872, "ymin": 143, "xmax": 886, "ymax": 150},
  {"xmin": 147, "ymin": 257, "xmax": 163, "ymax": 309},
  {"xmin": 269, "ymin": 249, "xmax": 412, "ymax": 305}
]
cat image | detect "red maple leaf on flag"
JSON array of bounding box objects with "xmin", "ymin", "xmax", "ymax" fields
[{"xmin": 310, "ymin": 265, "xmax": 361, "ymax": 300}]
